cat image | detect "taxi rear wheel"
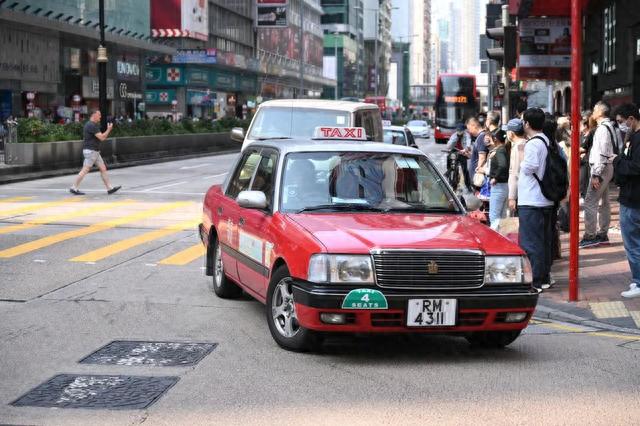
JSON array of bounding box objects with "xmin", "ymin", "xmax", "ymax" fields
[
  {"xmin": 465, "ymin": 330, "xmax": 522, "ymax": 348},
  {"xmin": 210, "ymin": 238, "xmax": 242, "ymax": 299},
  {"xmin": 266, "ymin": 266, "xmax": 321, "ymax": 352}
]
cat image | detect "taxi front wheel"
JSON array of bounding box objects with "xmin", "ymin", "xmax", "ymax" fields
[
  {"xmin": 266, "ymin": 266, "xmax": 322, "ymax": 352},
  {"xmin": 465, "ymin": 330, "xmax": 522, "ymax": 348},
  {"xmin": 211, "ymin": 238, "xmax": 242, "ymax": 298}
]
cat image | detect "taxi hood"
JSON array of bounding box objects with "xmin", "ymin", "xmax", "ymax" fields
[{"xmin": 285, "ymin": 213, "xmax": 523, "ymax": 256}]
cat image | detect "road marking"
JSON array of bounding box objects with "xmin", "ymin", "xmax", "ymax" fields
[
  {"xmin": 0, "ymin": 201, "xmax": 193, "ymax": 259},
  {"xmin": 201, "ymin": 173, "xmax": 228, "ymax": 180},
  {"xmin": 141, "ymin": 181, "xmax": 188, "ymax": 192},
  {"xmin": 0, "ymin": 196, "xmax": 35, "ymax": 203},
  {"xmin": 629, "ymin": 311, "xmax": 640, "ymax": 328},
  {"xmin": 0, "ymin": 197, "xmax": 82, "ymax": 217},
  {"xmin": 0, "ymin": 187, "xmax": 206, "ymax": 196},
  {"xmin": 70, "ymin": 219, "xmax": 199, "ymax": 262},
  {"xmin": 180, "ymin": 163, "xmax": 211, "ymax": 170},
  {"xmin": 0, "ymin": 200, "xmax": 137, "ymax": 235},
  {"xmin": 589, "ymin": 301, "xmax": 629, "ymax": 319},
  {"xmin": 158, "ymin": 243, "xmax": 205, "ymax": 266},
  {"xmin": 587, "ymin": 331, "xmax": 639, "ymax": 341}
]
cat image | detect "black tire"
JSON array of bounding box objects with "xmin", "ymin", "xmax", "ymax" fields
[
  {"xmin": 266, "ymin": 266, "xmax": 321, "ymax": 352},
  {"xmin": 465, "ymin": 330, "xmax": 522, "ymax": 348},
  {"xmin": 210, "ymin": 238, "xmax": 242, "ymax": 299}
]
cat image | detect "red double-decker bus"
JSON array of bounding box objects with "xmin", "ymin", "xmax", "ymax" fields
[{"xmin": 433, "ymin": 74, "xmax": 479, "ymax": 144}]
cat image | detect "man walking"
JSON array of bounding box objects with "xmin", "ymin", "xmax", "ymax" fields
[
  {"xmin": 519, "ymin": 108, "xmax": 555, "ymax": 290},
  {"xmin": 447, "ymin": 123, "xmax": 473, "ymax": 191},
  {"xmin": 613, "ymin": 104, "xmax": 640, "ymax": 298},
  {"xmin": 70, "ymin": 109, "xmax": 121, "ymax": 195},
  {"xmin": 580, "ymin": 101, "xmax": 621, "ymax": 248}
]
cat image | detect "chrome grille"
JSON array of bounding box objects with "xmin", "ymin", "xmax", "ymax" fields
[{"xmin": 372, "ymin": 250, "xmax": 485, "ymax": 289}]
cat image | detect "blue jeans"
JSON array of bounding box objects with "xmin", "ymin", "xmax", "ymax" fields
[
  {"xmin": 518, "ymin": 206, "xmax": 555, "ymax": 286},
  {"xmin": 620, "ymin": 205, "xmax": 640, "ymax": 282},
  {"xmin": 489, "ymin": 182, "xmax": 508, "ymax": 229}
]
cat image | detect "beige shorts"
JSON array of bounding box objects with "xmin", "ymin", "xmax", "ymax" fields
[{"xmin": 82, "ymin": 149, "xmax": 105, "ymax": 168}]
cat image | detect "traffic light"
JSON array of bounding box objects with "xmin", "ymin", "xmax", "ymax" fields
[{"xmin": 486, "ymin": 23, "xmax": 517, "ymax": 70}]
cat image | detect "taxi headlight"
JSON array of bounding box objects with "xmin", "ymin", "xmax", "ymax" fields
[
  {"xmin": 308, "ymin": 254, "xmax": 374, "ymax": 284},
  {"xmin": 485, "ymin": 256, "xmax": 531, "ymax": 284}
]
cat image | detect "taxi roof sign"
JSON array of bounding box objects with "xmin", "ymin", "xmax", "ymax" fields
[{"xmin": 312, "ymin": 127, "xmax": 368, "ymax": 141}]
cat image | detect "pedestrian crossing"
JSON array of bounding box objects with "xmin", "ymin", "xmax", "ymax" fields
[{"xmin": 0, "ymin": 195, "xmax": 206, "ymax": 266}]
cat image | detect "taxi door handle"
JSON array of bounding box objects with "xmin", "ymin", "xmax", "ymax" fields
[{"xmin": 238, "ymin": 217, "xmax": 245, "ymax": 227}]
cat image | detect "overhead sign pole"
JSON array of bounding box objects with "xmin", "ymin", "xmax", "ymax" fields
[{"xmin": 569, "ymin": 0, "xmax": 582, "ymax": 301}]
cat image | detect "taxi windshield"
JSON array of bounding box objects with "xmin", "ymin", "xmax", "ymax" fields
[
  {"xmin": 383, "ymin": 129, "xmax": 407, "ymax": 145},
  {"xmin": 248, "ymin": 107, "xmax": 350, "ymax": 139},
  {"xmin": 280, "ymin": 152, "xmax": 459, "ymax": 214}
]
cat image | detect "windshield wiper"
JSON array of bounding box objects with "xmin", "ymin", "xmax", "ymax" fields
[
  {"xmin": 256, "ymin": 136, "xmax": 292, "ymax": 141},
  {"xmin": 296, "ymin": 203, "xmax": 385, "ymax": 213}
]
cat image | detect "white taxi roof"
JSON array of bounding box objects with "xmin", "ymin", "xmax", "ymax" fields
[
  {"xmin": 383, "ymin": 125, "xmax": 408, "ymax": 132},
  {"xmin": 257, "ymin": 99, "xmax": 379, "ymax": 113},
  {"xmin": 248, "ymin": 138, "xmax": 422, "ymax": 157}
]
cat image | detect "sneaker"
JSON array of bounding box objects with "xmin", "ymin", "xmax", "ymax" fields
[
  {"xmin": 69, "ymin": 188, "xmax": 85, "ymax": 195},
  {"xmin": 579, "ymin": 236, "xmax": 600, "ymax": 248},
  {"xmin": 541, "ymin": 283, "xmax": 551, "ymax": 290},
  {"xmin": 596, "ymin": 234, "xmax": 610, "ymax": 246},
  {"xmin": 621, "ymin": 283, "xmax": 640, "ymax": 298},
  {"xmin": 107, "ymin": 185, "xmax": 121, "ymax": 195}
]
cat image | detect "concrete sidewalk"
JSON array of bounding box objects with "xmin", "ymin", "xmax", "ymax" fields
[{"xmin": 541, "ymin": 186, "xmax": 640, "ymax": 332}]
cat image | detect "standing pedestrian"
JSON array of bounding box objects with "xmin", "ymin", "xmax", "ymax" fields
[
  {"xmin": 69, "ymin": 109, "xmax": 121, "ymax": 195},
  {"xmin": 613, "ymin": 104, "xmax": 640, "ymax": 298},
  {"xmin": 580, "ymin": 101, "xmax": 622, "ymax": 248},
  {"xmin": 518, "ymin": 108, "xmax": 555, "ymax": 290},
  {"xmin": 507, "ymin": 118, "xmax": 527, "ymax": 212},
  {"xmin": 487, "ymin": 129, "xmax": 510, "ymax": 230}
]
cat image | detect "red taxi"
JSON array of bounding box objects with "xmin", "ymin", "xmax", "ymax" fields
[{"xmin": 199, "ymin": 127, "xmax": 539, "ymax": 351}]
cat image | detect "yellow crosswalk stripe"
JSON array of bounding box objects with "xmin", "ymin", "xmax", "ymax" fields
[
  {"xmin": 0, "ymin": 196, "xmax": 35, "ymax": 204},
  {"xmin": 0, "ymin": 197, "xmax": 82, "ymax": 217},
  {"xmin": 0, "ymin": 200, "xmax": 137, "ymax": 235},
  {"xmin": 0, "ymin": 201, "xmax": 193, "ymax": 259},
  {"xmin": 70, "ymin": 219, "xmax": 199, "ymax": 262},
  {"xmin": 158, "ymin": 243, "xmax": 205, "ymax": 266}
]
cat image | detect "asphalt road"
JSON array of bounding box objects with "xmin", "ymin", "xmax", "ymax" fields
[{"xmin": 1, "ymin": 143, "xmax": 639, "ymax": 425}]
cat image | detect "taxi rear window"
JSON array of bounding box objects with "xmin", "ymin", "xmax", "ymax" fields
[{"xmin": 248, "ymin": 107, "xmax": 350, "ymax": 139}]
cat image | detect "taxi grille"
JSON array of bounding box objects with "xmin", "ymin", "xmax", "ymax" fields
[{"xmin": 372, "ymin": 250, "xmax": 485, "ymax": 290}]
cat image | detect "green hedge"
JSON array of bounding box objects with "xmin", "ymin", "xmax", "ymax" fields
[{"xmin": 16, "ymin": 116, "xmax": 251, "ymax": 143}]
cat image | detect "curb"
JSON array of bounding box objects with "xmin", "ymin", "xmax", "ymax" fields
[
  {"xmin": 0, "ymin": 148, "xmax": 240, "ymax": 185},
  {"xmin": 534, "ymin": 302, "xmax": 640, "ymax": 336}
]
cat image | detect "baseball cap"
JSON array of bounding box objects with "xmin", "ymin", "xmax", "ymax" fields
[{"xmin": 506, "ymin": 118, "xmax": 523, "ymax": 133}]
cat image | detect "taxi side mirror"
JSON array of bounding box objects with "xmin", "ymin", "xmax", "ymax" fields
[
  {"xmin": 230, "ymin": 127, "xmax": 245, "ymax": 143},
  {"xmin": 237, "ymin": 190, "xmax": 267, "ymax": 210}
]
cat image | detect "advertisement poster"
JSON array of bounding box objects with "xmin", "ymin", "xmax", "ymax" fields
[
  {"xmin": 151, "ymin": 0, "xmax": 208, "ymax": 41},
  {"xmin": 173, "ymin": 49, "xmax": 217, "ymax": 64},
  {"xmin": 257, "ymin": 5, "xmax": 288, "ymax": 27},
  {"xmin": 181, "ymin": 0, "xmax": 208, "ymax": 41},
  {"xmin": 518, "ymin": 17, "xmax": 571, "ymax": 81}
]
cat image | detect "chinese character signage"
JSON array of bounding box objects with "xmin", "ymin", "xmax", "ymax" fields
[
  {"xmin": 173, "ymin": 49, "xmax": 217, "ymax": 64},
  {"xmin": 518, "ymin": 17, "xmax": 571, "ymax": 81}
]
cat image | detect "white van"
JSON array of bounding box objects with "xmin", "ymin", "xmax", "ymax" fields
[{"xmin": 231, "ymin": 99, "xmax": 383, "ymax": 150}]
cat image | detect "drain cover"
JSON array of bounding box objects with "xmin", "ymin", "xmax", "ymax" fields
[
  {"xmin": 12, "ymin": 374, "xmax": 178, "ymax": 410},
  {"xmin": 79, "ymin": 341, "xmax": 217, "ymax": 367}
]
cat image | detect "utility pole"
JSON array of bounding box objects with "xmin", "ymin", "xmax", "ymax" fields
[
  {"xmin": 334, "ymin": 33, "xmax": 339, "ymax": 100},
  {"xmin": 374, "ymin": 8, "xmax": 378, "ymax": 97},
  {"xmin": 97, "ymin": 0, "xmax": 108, "ymax": 131},
  {"xmin": 299, "ymin": 0, "xmax": 305, "ymax": 98},
  {"xmin": 501, "ymin": 4, "xmax": 510, "ymax": 122}
]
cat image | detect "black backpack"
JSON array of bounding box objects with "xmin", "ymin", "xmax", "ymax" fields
[{"xmin": 531, "ymin": 136, "xmax": 569, "ymax": 203}]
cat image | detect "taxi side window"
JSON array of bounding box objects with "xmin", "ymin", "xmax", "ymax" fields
[
  {"xmin": 250, "ymin": 151, "xmax": 278, "ymax": 209},
  {"xmin": 226, "ymin": 151, "xmax": 262, "ymax": 199}
]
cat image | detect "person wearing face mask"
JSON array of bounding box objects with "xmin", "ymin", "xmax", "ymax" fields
[{"xmin": 507, "ymin": 118, "xmax": 527, "ymax": 213}]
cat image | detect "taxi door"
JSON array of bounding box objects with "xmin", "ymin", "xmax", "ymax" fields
[
  {"xmin": 236, "ymin": 149, "xmax": 278, "ymax": 299},
  {"xmin": 220, "ymin": 149, "xmax": 264, "ymax": 283}
]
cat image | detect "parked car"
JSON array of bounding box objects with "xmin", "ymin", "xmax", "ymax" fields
[
  {"xmin": 200, "ymin": 126, "xmax": 539, "ymax": 352},
  {"xmin": 231, "ymin": 99, "xmax": 383, "ymax": 151},
  {"xmin": 406, "ymin": 120, "xmax": 431, "ymax": 139},
  {"xmin": 383, "ymin": 125, "xmax": 419, "ymax": 148}
]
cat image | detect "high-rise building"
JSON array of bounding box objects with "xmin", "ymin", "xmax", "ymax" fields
[
  {"xmin": 363, "ymin": 0, "xmax": 392, "ymax": 97},
  {"xmin": 320, "ymin": 0, "xmax": 364, "ymax": 99},
  {"xmin": 391, "ymin": 0, "xmax": 431, "ymax": 86}
]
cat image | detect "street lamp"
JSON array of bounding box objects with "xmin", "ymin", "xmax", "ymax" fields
[{"xmin": 97, "ymin": 0, "xmax": 108, "ymax": 131}]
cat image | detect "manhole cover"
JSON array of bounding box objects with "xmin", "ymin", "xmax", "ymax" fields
[
  {"xmin": 12, "ymin": 374, "xmax": 178, "ymax": 410},
  {"xmin": 79, "ymin": 341, "xmax": 217, "ymax": 367}
]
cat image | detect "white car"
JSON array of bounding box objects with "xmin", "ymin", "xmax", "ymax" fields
[
  {"xmin": 231, "ymin": 99, "xmax": 384, "ymax": 150},
  {"xmin": 406, "ymin": 120, "xmax": 431, "ymax": 139},
  {"xmin": 383, "ymin": 125, "xmax": 418, "ymax": 148}
]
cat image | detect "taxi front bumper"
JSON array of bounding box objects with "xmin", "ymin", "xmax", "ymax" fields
[{"xmin": 292, "ymin": 283, "xmax": 539, "ymax": 333}]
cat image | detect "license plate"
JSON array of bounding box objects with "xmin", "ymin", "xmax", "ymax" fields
[{"xmin": 406, "ymin": 299, "xmax": 457, "ymax": 327}]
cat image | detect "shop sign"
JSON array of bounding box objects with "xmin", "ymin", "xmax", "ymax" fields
[
  {"xmin": 117, "ymin": 60, "xmax": 140, "ymax": 78},
  {"xmin": 187, "ymin": 89, "xmax": 216, "ymax": 106},
  {"xmin": 173, "ymin": 49, "xmax": 217, "ymax": 64},
  {"xmin": 238, "ymin": 76, "xmax": 257, "ymax": 93},
  {"xmin": 117, "ymin": 82, "xmax": 143, "ymax": 100},
  {"xmin": 145, "ymin": 89, "xmax": 176, "ymax": 105},
  {"xmin": 518, "ymin": 17, "xmax": 571, "ymax": 81},
  {"xmin": 82, "ymin": 76, "xmax": 114, "ymax": 99},
  {"xmin": 145, "ymin": 67, "xmax": 163, "ymax": 83},
  {"xmin": 214, "ymin": 72, "xmax": 236, "ymax": 90},
  {"xmin": 186, "ymin": 69, "xmax": 210, "ymax": 86},
  {"xmin": 145, "ymin": 66, "xmax": 184, "ymax": 85},
  {"xmin": 257, "ymin": 5, "xmax": 288, "ymax": 28}
]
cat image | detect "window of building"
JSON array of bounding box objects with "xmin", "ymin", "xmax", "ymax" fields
[{"xmin": 603, "ymin": 3, "xmax": 616, "ymax": 73}]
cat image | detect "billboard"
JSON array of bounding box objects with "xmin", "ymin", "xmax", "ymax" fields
[
  {"xmin": 173, "ymin": 49, "xmax": 217, "ymax": 64},
  {"xmin": 518, "ymin": 17, "xmax": 571, "ymax": 81},
  {"xmin": 151, "ymin": 0, "xmax": 208, "ymax": 41},
  {"xmin": 257, "ymin": 5, "xmax": 287, "ymax": 27}
]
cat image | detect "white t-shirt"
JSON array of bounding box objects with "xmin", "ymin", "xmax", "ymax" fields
[{"xmin": 517, "ymin": 132, "xmax": 554, "ymax": 207}]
